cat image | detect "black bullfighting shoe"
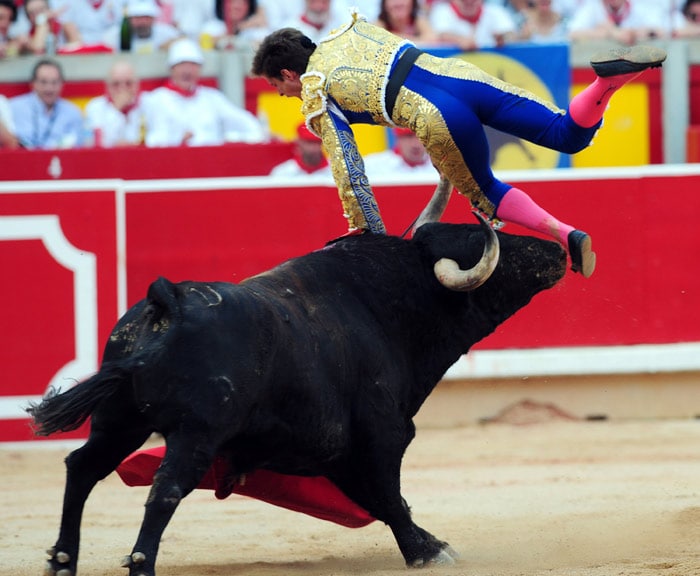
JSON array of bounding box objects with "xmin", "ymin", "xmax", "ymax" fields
[
  {"xmin": 590, "ymin": 45, "xmax": 667, "ymax": 78},
  {"xmin": 568, "ymin": 230, "xmax": 596, "ymax": 278}
]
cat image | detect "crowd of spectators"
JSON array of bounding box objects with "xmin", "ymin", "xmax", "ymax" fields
[
  {"xmin": 0, "ymin": 37, "xmax": 267, "ymax": 149},
  {"xmin": 1, "ymin": 0, "xmax": 695, "ymax": 60},
  {"xmin": 0, "ymin": 0, "xmax": 695, "ymax": 154}
]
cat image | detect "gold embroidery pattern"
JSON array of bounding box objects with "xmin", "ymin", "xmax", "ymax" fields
[
  {"xmin": 318, "ymin": 113, "xmax": 385, "ymax": 232},
  {"xmin": 301, "ymin": 72, "xmax": 327, "ymax": 134},
  {"xmin": 392, "ymin": 85, "xmax": 495, "ymax": 216},
  {"xmin": 306, "ymin": 20, "xmax": 408, "ymax": 125}
]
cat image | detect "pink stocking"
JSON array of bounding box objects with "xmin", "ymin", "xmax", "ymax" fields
[
  {"xmin": 569, "ymin": 71, "xmax": 642, "ymax": 128},
  {"xmin": 495, "ymin": 187, "xmax": 573, "ymax": 246}
]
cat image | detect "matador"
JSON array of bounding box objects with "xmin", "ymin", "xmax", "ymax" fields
[{"xmin": 252, "ymin": 12, "xmax": 666, "ymax": 278}]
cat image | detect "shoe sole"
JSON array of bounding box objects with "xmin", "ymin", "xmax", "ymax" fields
[
  {"xmin": 590, "ymin": 45, "xmax": 667, "ymax": 78},
  {"xmin": 570, "ymin": 233, "xmax": 596, "ymax": 278}
]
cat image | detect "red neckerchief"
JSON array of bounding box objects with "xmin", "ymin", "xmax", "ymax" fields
[
  {"xmin": 90, "ymin": 0, "xmax": 104, "ymax": 9},
  {"xmin": 294, "ymin": 153, "xmax": 328, "ymax": 174},
  {"xmin": 107, "ymin": 92, "xmax": 139, "ymax": 116},
  {"xmin": 164, "ymin": 80, "xmax": 197, "ymax": 98},
  {"xmin": 301, "ymin": 14, "xmax": 325, "ymax": 30},
  {"xmin": 606, "ymin": 0, "xmax": 630, "ymax": 26},
  {"xmin": 449, "ymin": 2, "xmax": 482, "ymax": 24}
]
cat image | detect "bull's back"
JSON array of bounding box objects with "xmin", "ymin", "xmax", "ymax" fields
[{"xmin": 102, "ymin": 277, "xmax": 177, "ymax": 364}]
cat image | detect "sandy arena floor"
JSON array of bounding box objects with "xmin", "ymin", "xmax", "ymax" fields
[{"xmin": 3, "ymin": 418, "xmax": 700, "ymax": 576}]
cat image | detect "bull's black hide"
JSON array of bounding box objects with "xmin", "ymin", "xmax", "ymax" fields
[{"xmin": 28, "ymin": 223, "xmax": 566, "ymax": 576}]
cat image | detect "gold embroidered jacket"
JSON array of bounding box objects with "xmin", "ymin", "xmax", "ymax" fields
[{"xmin": 300, "ymin": 13, "xmax": 410, "ymax": 233}]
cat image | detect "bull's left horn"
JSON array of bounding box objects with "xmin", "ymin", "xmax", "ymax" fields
[
  {"xmin": 434, "ymin": 212, "xmax": 500, "ymax": 291},
  {"xmin": 412, "ymin": 174, "xmax": 453, "ymax": 232}
]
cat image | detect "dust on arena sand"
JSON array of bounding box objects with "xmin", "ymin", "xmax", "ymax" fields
[{"xmin": 3, "ymin": 411, "xmax": 700, "ymax": 576}]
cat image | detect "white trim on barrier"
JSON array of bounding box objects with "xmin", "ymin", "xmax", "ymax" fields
[
  {"xmin": 115, "ymin": 183, "xmax": 128, "ymax": 317},
  {"xmin": 445, "ymin": 342, "xmax": 700, "ymax": 380},
  {"xmin": 0, "ymin": 215, "xmax": 98, "ymax": 395},
  {"xmin": 3, "ymin": 341, "xmax": 698, "ymax": 420},
  {"xmin": 0, "ymin": 180, "xmax": 124, "ymax": 193},
  {"xmin": 1, "ymin": 163, "xmax": 700, "ymax": 197},
  {"xmin": 1, "ymin": 397, "xmax": 40, "ymax": 420}
]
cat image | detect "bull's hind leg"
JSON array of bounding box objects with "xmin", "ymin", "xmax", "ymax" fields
[
  {"xmin": 122, "ymin": 431, "xmax": 217, "ymax": 576},
  {"xmin": 46, "ymin": 426, "xmax": 151, "ymax": 576}
]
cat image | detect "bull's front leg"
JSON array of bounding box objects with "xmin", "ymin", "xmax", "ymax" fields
[
  {"xmin": 388, "ymin": 506, "xmax": 459, "ymax": 567},
  {"xmin": 122, "ymin": 432, "xmax": 217, "ymax": 576},
  {"xmin": 336, "ymin": 442, "xmax": 458, "ymax": 567}
]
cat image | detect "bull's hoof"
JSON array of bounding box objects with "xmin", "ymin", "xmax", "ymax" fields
[
  {"xmin": 44, "ymin": 547, "xmax": 73, "ymax": 576},
  {"xmin": 121, "ymin": 551, "xmax": 152, "ymax": 576},
  {"xmin": 408, "ymin": 545, "xmax": 459, "ymax": 567}
]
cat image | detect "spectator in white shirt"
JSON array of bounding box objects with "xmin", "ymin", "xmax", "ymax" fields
[
  {"xmin": 363, "ymin": 128, "xmax": 437, "ymax": 179},
  {"xmin": 269, "ymin": 122, "xmax": 331, "ymax": 177},
  {"xmin": 430, "ymin": 0, "xmax": 517, "ymax": 50},
  {"xmin": 517, "ymin": 0, "xmax": 569, "ymax": 44},
  {"xmin": 171, "ymin": 0, "xmax": 216, "ymax": 40},
  {"xmin": 568, "ymin": 0, "xmax": 669, "ymax": 44},
  {"xmin": 261, "ymin": 0, "xmax": 352, "ymax": 33},
  {"xmin": 104, "ymin": 0, "xmax": 182, "ymax": 53},
  {"xmin": 17, "ymin": 0, "xmax": 81, "ymax": 55},
  {"xmin": 56, "ymin": 0, "xmax": 124, "ymax": 46},
  {"xmin": 282, "ymin": 0, "xmax": 347, "ymax": 43},
  {"xmin": 143, "ymin": 37, "xmax": 267, "ymax": 146},
  {"xmin": 84, "ymin": 60, "xmax": 148, "ymax": 147},
  {"xmin": 201, "ymin": 0, "xmax": 270, "ymax": 49}
]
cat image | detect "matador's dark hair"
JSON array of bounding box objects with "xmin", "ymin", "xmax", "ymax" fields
[{"xmin": 251, "ymin": 28, "xmax": 317, "ymax": 80}]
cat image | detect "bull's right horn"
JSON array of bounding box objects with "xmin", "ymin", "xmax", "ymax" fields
[{"xmin": 434, "ymin": 212, "xmax": 499, "ymax": 291}]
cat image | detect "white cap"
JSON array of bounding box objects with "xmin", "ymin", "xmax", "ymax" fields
[
  {"xmin": 126, "ymin": 0, "xmax": 159, "ymax": 17},
  {"xmin": 167, "ymin": 38, "xmax": 204, "ymax": 66}
]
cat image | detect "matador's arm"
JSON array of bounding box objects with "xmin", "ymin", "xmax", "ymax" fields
[{"xmin": 301, "ymin": 72, "xmax": 386, "ymax": 234}]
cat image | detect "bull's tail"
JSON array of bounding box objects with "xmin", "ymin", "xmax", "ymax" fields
[
  {"xmin": 26, "ymin": 362, "xmax": 133, "ymax": 436},
  {"xmin": 27, "ymin": 277, "xmax": 181, "ymax": 437}
]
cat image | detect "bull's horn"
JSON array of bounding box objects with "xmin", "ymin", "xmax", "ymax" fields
[
  {"xmin": 412, "ymin": 174, "xmax": 453, "ymax": 233},
  {"xmin": 434, "ymin": 212, "xmax": 499, "ymax": 291}
]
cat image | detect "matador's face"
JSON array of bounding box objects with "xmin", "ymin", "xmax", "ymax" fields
[{"xmin": 267, "ymin": 69, "xmax": 303, "ymax": 99}]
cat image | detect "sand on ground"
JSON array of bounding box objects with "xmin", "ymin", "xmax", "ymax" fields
[{"xmin": 3, "ymin": 418, "xmax": 700, "ymax": 576}]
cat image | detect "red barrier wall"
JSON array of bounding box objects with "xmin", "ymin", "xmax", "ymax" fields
[
  {"xmin": 1, "ymin": 167, "xmax": 698, "ymax": 442},
  {"xmin": 0, "ymin": 143, "xmax": 294, "ymax": 180}
]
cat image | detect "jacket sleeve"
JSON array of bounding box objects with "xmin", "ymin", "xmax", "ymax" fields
[{"xmin": 301, "ymin": 72, "xmax": 385, "ymax": 234}]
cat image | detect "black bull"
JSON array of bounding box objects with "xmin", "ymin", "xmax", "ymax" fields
[{"xmin": 28, "ymin": 221, "xmax": 566, "ymax": 575}]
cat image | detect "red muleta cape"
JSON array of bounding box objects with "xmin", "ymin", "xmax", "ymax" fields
[{"xmin": 117, "ymin": 446, "xmax": 375, "ymax": 528}]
